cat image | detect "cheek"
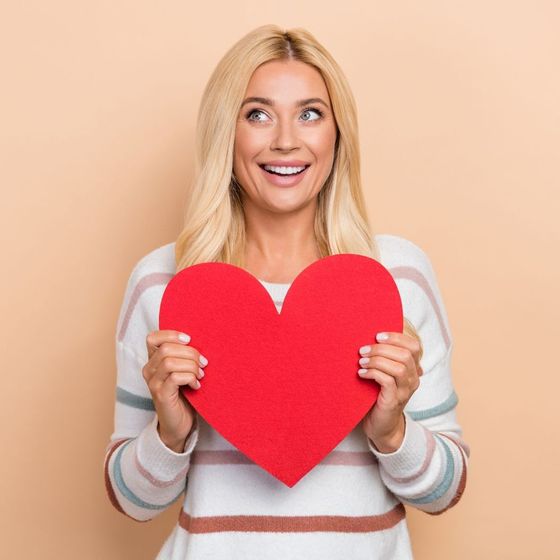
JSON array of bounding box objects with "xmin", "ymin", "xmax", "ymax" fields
[
  {"xmin": 235, "ymin": 126, "xmax": 267, "ymax": 158},
  {"xmin": 309, "ymin": 128, "xmax": 337, "ymax": 162}
]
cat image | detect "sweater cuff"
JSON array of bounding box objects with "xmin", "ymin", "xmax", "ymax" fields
[
  {"xmin": 367, "ymin": 411, "xmax": 428, "ymax": 475},
  {"xmin": 136, "ymin": 414, "xmax": 199, "ymax": 480}
]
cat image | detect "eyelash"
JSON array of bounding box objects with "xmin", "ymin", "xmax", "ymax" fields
[{"xmin": 245, "ymin": 106, "xmax": 324, "ymax": 122}]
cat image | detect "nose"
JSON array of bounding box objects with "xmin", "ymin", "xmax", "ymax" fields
[{"xmin": 270, "ymin": 118, "xmax": 299, "ymax": 152}]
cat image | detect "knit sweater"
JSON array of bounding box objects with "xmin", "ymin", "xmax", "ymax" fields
[{"xmin": 103, "ymin": 233, "xmax": 470, "ymax": 559}]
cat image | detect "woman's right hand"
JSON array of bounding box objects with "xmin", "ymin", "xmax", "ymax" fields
[{"xmin": 142, "ymin": 330, "xmax": 208, "ymax": 453}]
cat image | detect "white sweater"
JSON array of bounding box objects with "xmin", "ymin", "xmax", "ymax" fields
[{"xmin": 103, "ymin": 233, "xmax": 470, "ymax": 559}]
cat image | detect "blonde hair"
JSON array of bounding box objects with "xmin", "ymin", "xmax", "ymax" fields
[{"xmin": 174, "ymin": 24, "xmax": 421, "ymax": 347}]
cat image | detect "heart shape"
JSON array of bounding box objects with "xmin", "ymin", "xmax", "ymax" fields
[{"xmin": 158, "ymin": 254, "xmax": 402, "ymax": 487}]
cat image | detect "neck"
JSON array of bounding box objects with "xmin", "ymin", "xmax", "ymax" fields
[{"xmin": 242, "ymin": 198, "xmax": 320, "ymax": 282}]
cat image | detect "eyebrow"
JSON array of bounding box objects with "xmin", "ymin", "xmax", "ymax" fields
[{"xmin": 240, "ymin": 96, "xmax": 330, "ymax": 109}]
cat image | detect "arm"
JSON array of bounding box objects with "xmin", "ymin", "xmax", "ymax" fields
[
  {"xmin": 367, "ymin": 241, "xmax": 470, "ymax": 515},
  {"xmin": 103, "ymin": 259, "xmax": 200, "ymax": 522}
]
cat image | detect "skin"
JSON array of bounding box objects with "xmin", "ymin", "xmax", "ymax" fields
[
  {"xmin": 233, "ymin": 59, "xmax": 337, "ymax": 282},
  {"xmin": 142, "ymin": 59, "xmax": 423, "ymax": 453}
]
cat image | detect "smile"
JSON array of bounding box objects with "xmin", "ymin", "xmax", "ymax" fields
[{"xmin": 258, "ymin": 164, "xmax": 311, "ymax": 188}]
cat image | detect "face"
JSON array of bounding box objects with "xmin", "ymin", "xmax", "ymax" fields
[{"xmin": 233, "ymin": 59, "xmax": 338, "ymax": 215}]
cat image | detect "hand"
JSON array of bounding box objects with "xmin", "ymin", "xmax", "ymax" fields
[
  {"xmin": 142, "ymin": 330, "xmax": 208, "ymax": 452},
  {"xmin": 358, "ymin": 331, "xmax": 423, "ymax": 453}
]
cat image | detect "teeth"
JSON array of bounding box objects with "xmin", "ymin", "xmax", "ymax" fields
[{"xmin": 263, "ymin": 165, "xmax": 306, "ymax": 175}]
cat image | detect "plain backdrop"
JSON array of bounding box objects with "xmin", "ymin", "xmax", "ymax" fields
[{"xmin": 1, "ymin": 1, "xmax": 558, "ymax": 559}]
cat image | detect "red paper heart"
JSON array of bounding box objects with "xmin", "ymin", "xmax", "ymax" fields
[{"xmin": 159, "ymin": 254, "xmax": 402, "ymax": 487}]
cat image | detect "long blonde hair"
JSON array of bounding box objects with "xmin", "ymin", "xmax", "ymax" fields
[{"xmin": 174, "ymin": 24, "xmax": 421, "ymax": 350}]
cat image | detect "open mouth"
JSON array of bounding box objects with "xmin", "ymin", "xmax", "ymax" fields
[{"xmin": 258, "ymin": 164, "xmax": 311, "ymax": 176}]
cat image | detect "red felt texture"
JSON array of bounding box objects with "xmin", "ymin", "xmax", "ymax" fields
[{"xmin": 158, "ymin": 253, "xmax": 403, "ymax": 487}]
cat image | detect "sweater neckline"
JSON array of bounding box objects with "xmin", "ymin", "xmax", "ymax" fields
[{"xmin": 258, "ymin": 278, "xmax": 292, "ymax": 287}]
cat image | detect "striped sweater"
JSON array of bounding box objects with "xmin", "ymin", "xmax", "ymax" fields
[{"xmin": 104, "ymin": 233, "xmax": 470, "ymax": 559}]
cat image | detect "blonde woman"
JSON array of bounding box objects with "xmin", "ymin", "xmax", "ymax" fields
[{"xmin": 104, "ymin": 25, "xmax": 469, "ymax": 559}]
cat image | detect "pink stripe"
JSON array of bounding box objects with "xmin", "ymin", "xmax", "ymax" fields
[
  {"xmin": 429, "ymin": 433, "xmax": 468, "ymax": 514},
  {"xmin": 118, "ymin": 272, "xmax": 173, "ymax": 342},
  {"xmin": 388, "ymin": 266, "xmax": 451, "ymax": 350},
  {"xmin": 191, "ymin": 449, "xmax": 377, "ymax": 466},
  {"xmin": 105, "ymin": 437, "xmax": 129, "ymax": 455},
  {"xmin": 437, "ymin": 431, "xmax": 471, "ymax": 459},
  {"xmin": 118, "ymin": 266, "xmax": 451, "ymax": 349},
  {"xmin": 322, "ymin": 451, "xmax": 377, "ymax": 465},
  {"xmin": 382, "ymin": 425, "xmax": 437, "ymax": 484},
  {"xmin": 134, "ymin": 449, "xmax": 190, "ymax": 488}
]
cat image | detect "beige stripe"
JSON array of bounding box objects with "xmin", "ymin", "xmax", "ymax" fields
[
  {"xmin": 134, "ymin": 448, "xmax": 190, "ymax": 488},
  {"xmin": 178, "ymin": 502, "xmax": 406, "ymax": 533},
  {"xmin": 437, "ymin": 432, "xmax": 471, "ymax": 458},
  {"xmin": 117, "ymin": 265, "xmax": 448, "ymax": 346},
  {"xmin": 389, "ymin": 266, "xmax": 452, "ymax": 349},
  {"xmin": 191, "ymin": 449, "xmax": 376, "ymax": 466},
  {"xmin": 117, "ymin": 272, "xmax": 173, "ymax": 342},
  {"xmin": 382, "ymin": 425, "xmax": 437, "ymax": 484}
]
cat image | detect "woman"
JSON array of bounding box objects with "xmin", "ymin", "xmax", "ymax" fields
[{"xmin": 104, "ymin": 24, "xmax": 469, "ymax": 559}]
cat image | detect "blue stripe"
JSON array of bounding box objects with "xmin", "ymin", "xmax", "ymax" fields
[
  {"xmin": 406, "ymin": 435, "xmax": 455, "ymax": 504},
  {"xmin": 113, "ymin": 439, "xmax": 184, "ymax": 509},
  {"xmin": 116, "ymin": 386, "xmax": 155, "ymax": 411},
  {"xmin": 407, "ymin": 391, "xmax": 458, "ymax": 421}
]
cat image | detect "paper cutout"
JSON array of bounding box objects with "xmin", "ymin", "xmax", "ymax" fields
[{"xmin": 158, "ymin": 253, "xmax": 403, "ymax": 487}]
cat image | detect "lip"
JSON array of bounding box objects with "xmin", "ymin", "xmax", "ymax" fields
[
  {"xmin": 259, "ymin": 160, "xmax": 311, "ymax": 166},
  {"xmin": 259, "ymin": 163, "xmax": 311, "ymax": 188}
]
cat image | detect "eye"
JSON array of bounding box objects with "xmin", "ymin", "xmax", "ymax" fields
[
  {"xmin": 246, "ymin": 109, "xmax": 269, "ymax": 122},
  {"xmin": 245, "ymin": 107, "xmax": 325, "ymax": 123},
  {"xmin": 300, "ymin": 107, "xmax": 324, "ymax": 122}
]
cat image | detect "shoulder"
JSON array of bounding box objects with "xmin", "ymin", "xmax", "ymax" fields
[
  {"xmin": 127, "ymin": 241, "xmax": 177, "ymax": 282},
  {"xmin": 116, "ymin": 241, "xmax": 177, "ymax": 350},
  {"xmin": 373, "ymin": 232, "xmax": 453, "ymax": 352},
  {"xmin": 373, "ymin": 232, "xmax": 435, "ymax": 274}
]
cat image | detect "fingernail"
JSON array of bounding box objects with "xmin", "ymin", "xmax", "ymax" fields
[
  {"xmin": 359, "ymin": 345, "xmax": 371, "ymax": 356},
  {"xmin": 358, "ymin": 369, "xmax": 368, "ymax": 376},
  {"xmin": 199, "ymin": 355, "xmax": 208, "ymax": 366},
  {"xmin": 359, "ymin": 357, "xmax": 370, "ymax": 366},
  {"xmin": 194, "ymin": 379, "xmax": 201, "ymax": 389},
  {"xmin": 178, "ymin": 333, "xmax": 191, "ymax": 343},
  {"xmin": 198, "ymin": 367, "xmax": 205, "ymax": 378},
  {"xmin": 376, "ymin": 332, "xmax": 389, "ymax": 341}
]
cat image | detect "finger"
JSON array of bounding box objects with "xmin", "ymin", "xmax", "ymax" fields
[
  {"xmin": 146, "ymin": 330, "xmax": 192, "ymax": 359},
  {"xmin": 361, "ymin": 355, "xmax": 409, "ymax": 383},
  {"xmin": 360, "ymin": 355, "xmax": 421, "ymax": 398},
  {"xmin": 149, "ymin": 356, "xmax": 203, "ymax": 394},
  {"xmin": 151, "ymin": 341, "xmax": 206, "ymax": 372},
  {"xmin": 361, "ymin": 343, "xmax": 412, "ymax": 367},
  {"xmin": 158, "ymin": 371, "xmax": 200, "ymax": 401},
  {"xmin": 358, "ymin": 367, "xmax": 398, "ymax": 399},
  {"xmin": 368, "ymin": 332, "xmax": 422, "ymax": 362}
]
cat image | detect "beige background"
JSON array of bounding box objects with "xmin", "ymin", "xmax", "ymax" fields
[{"xmin": 1, "ymin": 1, "xmax": 558, "ymax": 558}]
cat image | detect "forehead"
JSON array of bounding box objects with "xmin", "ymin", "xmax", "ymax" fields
[{"xmin": 245, "ymin": 59, "xmax": 329, "ymax": 101}]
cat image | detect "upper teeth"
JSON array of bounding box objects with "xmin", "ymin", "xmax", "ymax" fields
[{"xmin": 263, "ymin": 165, "xmax": 306, "ymax": 175}]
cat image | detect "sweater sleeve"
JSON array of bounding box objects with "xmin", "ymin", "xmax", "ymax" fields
[
  {"xmin": 366, "ymin": 240, "xmax": 470, "ymax": 515},
  {"xmin": 103, "ymin": 256, "xmax": 200, "ymax": 522}
]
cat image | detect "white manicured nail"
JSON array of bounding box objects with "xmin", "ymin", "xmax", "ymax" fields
[
  {"xmin": 359, "ymin": 345, "xmax": 371, "ymax": 355},
  {"xmin": 359, "ymin": 357, "xmax": 370, "ymax": 366},
  {"xmin": 178, "ymin": 333, "xmax": 191, "ymax": 343}
]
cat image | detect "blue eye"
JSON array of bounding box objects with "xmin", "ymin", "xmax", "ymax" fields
[
  {"xmin": 301, "ymin": 107, "xmax": 324, "ymax": 121},
  {"xmin": 246, "ymin": 109, "xmax": 268, "ymax": 122},
  {"xmin": 245, "ymin": 107, "xmax": 324, "ymax": 122}
]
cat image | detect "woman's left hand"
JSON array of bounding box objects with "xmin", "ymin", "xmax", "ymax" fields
[{"xmin": 358, "ymin": 331, "xmax": 423, "ymax": 453}]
